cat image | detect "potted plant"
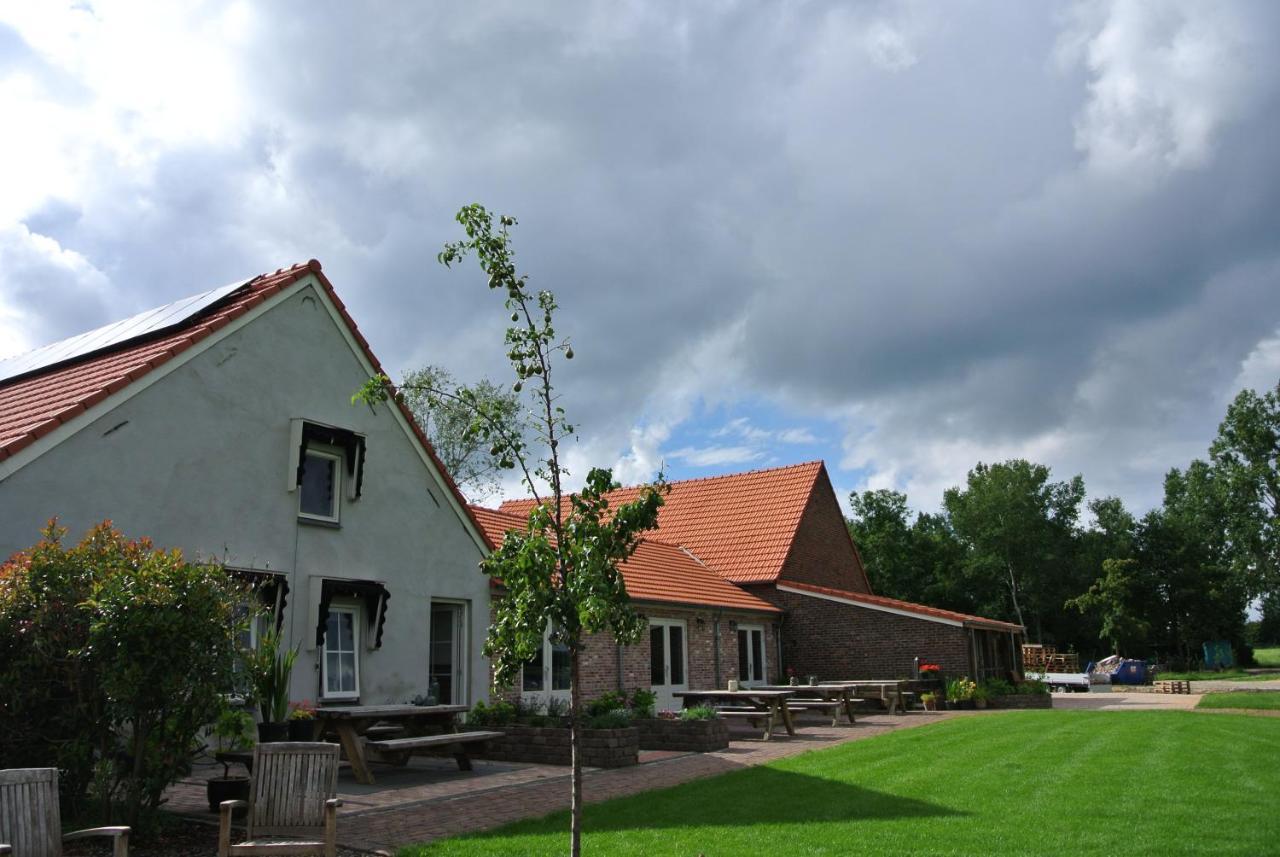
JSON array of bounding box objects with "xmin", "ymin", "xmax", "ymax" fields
[
  {"xmin": 206, "ymin": 702, "xmax": 254, "ymax": 812},
  {"xmin": 288, "ymin": 699, "xmax": 317, "ymax": 740},
  {"xmin": 920, "ymin": 692, "xmax": 937, "ymax": 711},
  {"xmin": 946, "ymin": 677, "xmax": 977, "ymax": 710},
  {"xmin": 972, "ymin": 684, "xmax": 989, "ymax": 710},
  {"xmin": 246, "ymin": 627, "xmax": 298, "ymax": 742}
]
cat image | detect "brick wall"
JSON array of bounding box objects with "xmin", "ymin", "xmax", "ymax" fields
[
  {"xmin": 759, "ymin": 587, "xmax": 971, "ymax": 680},
  {"xmin": 776, "ymin": 468, "xmax": 871, "ymax": 594},
  {"xmin": 487, "ymin": 598, "xmax": 778, "ymax": 702}
]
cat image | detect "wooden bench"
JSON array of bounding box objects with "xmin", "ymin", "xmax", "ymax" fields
[
  {"xmin": 716, "ymin": 709, "xmax": 776, "ymax": 740},
  {"xmin": 364, "ymin": 724, "xmax": 406, "ymax": 738},
  {"xmin": 365, "ymin": 730, "xmax": 503, "ymax": 771},
  {"xmin": 786, "ymin": 699, "xmax": 844, "ymax": 726}
]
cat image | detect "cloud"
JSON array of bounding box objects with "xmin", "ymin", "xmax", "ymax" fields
[{"xmin": 1, "ymin": 0, "xmax": 1278, "ymax": 521}]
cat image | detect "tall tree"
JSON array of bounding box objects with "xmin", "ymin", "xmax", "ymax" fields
[
  {"xmin": 358, "ymin": 205, "xmax": 664, "ymax": 857},
  {"xmin": 943, "ymin": 460, "xmax": 1085, "ymax": 641},
  {"xmin": 399, "ymin": 364, "xmax": 520, "ymax": 501},
  {"xmin": 847, "ymin": 489, "xmax": 923, "ymax": 601},
  {"xmin": 1210, "ymin": 381, "xmax": 1280, "ymax": 596},
  {"xmin": 1066, "ymin": 558, "xmax": 1151, "ymax": 655}
]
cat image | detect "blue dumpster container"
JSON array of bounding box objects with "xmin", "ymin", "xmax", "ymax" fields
[{"xmin": 1111, "ymin": 660, "xmax": 1147, "ymax": 685}]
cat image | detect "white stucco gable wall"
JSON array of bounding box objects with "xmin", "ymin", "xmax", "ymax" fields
[{"xmin": 0, "ymin": 275, "xmax": 490, "ymax": 706}]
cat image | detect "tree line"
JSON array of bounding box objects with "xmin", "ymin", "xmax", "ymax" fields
[{"xmin": 847, "ymin": 382, "xmax": 1280, "ymax": 667}]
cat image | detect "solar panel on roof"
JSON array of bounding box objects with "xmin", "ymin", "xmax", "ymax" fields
[{"xmin": 0, "ymin": 280, "xmax": 246, "ymax": 385}]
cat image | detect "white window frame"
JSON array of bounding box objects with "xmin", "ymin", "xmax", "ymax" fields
[
  {"xmin": 321, "ymin": 602, "xmax": 361, "ymax": 701},
  {"xmin": 298, "ymin": 448, "xmax": 343, "ymax": 523},
  {"xmin": 738, "ymin": 624, "xmax": 767, "ymax": 686}
]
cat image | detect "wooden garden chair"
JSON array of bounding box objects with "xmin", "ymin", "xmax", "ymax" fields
[
  {"xmin": 218, "ymin": 742, "xmax": 341, "ymax": 857},
  {"xmin": 0, "ymin": 768, "xmax": 129, "ymax": 857}
]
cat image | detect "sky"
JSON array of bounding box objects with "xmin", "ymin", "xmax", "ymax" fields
[{"xmin": 1, "ymin": 1, "xmax": 1278, "ymax": 517}]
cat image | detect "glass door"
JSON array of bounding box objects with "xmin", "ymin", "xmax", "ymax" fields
[
  {"xmin": 429, "ymin": 603, "xmax": 466, "ymax": 705},
  {"xmin": 737, "ymin": 625, "xmax": 766, "ymax": 686},
  {"xmin": 522, "ymin": 630, "xmax": 572, "ymax": 709},
  {"xmin": 649, "ymin": 619, "xmax": 687, "ymax": 712}
]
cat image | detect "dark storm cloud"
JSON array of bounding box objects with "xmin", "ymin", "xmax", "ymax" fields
[{"xmin": 2, "ymin": 1, "xmax": 1278, "ymax": 511}]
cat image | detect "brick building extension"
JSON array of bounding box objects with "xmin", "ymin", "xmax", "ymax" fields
[{"xmin": 496, "ymin": 461, "xmax": 1024, "ymax": 700}]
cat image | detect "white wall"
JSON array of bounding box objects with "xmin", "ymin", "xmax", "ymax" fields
[{"xmin": 0, "ymin": 277, "xmax": 490, "ymax": 706}]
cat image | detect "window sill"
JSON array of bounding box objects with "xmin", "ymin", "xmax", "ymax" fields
[{"xmin": 298, "ymin": 516, "xmax": 341, "ymax": 529}]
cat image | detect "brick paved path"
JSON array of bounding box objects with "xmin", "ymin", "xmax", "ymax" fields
[{"xmin": 333, "ymin": 712, "xmax": 964, "ymax": 853}]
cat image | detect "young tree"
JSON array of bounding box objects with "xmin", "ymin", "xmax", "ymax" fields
[
  {"xmin": 1066, "ymin": 558, "xmax": 1151, "ymax": 655},
  {"xmin": 399, "ymin": 364, "xmax": 520, "ymax": 501},
  {"xmin": 357, "ymin": 205, "xmax": 664, "ymax": 856}
]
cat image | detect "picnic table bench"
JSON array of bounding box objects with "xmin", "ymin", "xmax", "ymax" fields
[
  {"xmin": 364, "ymin": 730, "xmax": 503, "ymax": 771},
  {"xmin": 315, "ymin": 704, "xmax": 469, "ymax": 784},
  {"xmin": 756, "ymin": 684, "xmax": 865, "ymax": 725},
  {"xmin": 821, "ymin": 681, "xmax": 911, "ymax": 715}
]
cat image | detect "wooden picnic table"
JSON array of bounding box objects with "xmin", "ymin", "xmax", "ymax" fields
[
  {"xmin": 754, "ymin": 684, "xmax": 862, "ymax": 724},
  {"xmin": 315, "ymin": 704, "xmax": 468, "ymax": 784},
  {"xmin": 820, "ymin": 681, "xmax": 910, "ymax": 715},
  {"xmin": 672, "ymin": 689, "xmax": 798, "ymax": 738}
]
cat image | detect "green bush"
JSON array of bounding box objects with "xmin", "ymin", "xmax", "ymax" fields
[
  {"xmin": 679, "ymin": 705, "xmax": 718, "ymax": 722},
  {"xmin": 0, "ymin": 522, "xmax": 248, "ymax": 828},
  {"xmin": 586, "ymin": 708, "xmax": 632, "ymax": 729},
  {"xmin": 981, "ymin": 678, "xmax": 1015, "ymax": 697},
  {"xmin": 629, "ymin": 688, "xmax": 657, "ymax": 719},
  {"xmin": 585, "ymin": 691, "xmax": 628, "ymax": 718},
  {"xmin": 1017, "ymin": 679, "xmax": 1049, "ymax": 695},
  {"xmin": 469, "ymin": 699, "xmax": 517, "ymax": 726}
]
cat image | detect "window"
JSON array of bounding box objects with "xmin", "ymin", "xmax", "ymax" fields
[
  {"xmin": 322, "ymin": 605, "xmax": 360, "ymax": 699},
  {"xmin": 522, "ymin": 628, "xmax": 571, "ymax": 704},
  {"xmin": 299, "ymin": 449, "xmax": 342, "ymax": 522},
  {"xmin": 429, "ymin": 603, "xmax": 467, "ymax": 705}
]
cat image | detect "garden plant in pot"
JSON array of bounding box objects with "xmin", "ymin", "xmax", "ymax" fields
[
  {"xmin": 246, "ymin": 627, "xmax": 299, "ymax": 742},
  {"xmin": 288, "ymin": 699, "xmax": 317, "ymax": 740},
  {"xmin": 206, "ymin": 702, "xmax": 255, "ymax": 812},
  {"xmin": 920, "ymin": 692, "xmax": 937, "ymax": 712},
  {"xmin": 946, "ymin": 677, "xmax": 977, "ymax": 710}
]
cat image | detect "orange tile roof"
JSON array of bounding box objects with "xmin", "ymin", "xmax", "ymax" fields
[
  {"xmin": 0, "ymin": 260, "xmax": 486, "ymax": 545},
  {"xmin": 781, "ymin": 581, "xmax": 1024, "ymax": 632},
  {"xmin": 501, "ymin": 461, "xmax": 827, "ymax": 584},
  {"xmin": 470, "ymin": 506, "xmax": 779, "ymax": 614}
]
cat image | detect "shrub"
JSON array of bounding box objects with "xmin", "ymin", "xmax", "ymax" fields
[
  {"xmin": 1017, "ymin": 679, "xmax": 1049, "ymax": 695},
  {"xmin": 586, "ymin": 708, "xmax": 632, "ymax": 729},
  {"xmin": 0, "ymin": 521, "xmax": 248, "ymax": 828},
  {"xmin": 982, "ymin": 678, "xmax": 1015, "ymax": 697},
  {"xmin": 945, "ymin": 677, "xmax": 976, "ymax": 702},
  {"xmin": 469, "ymin": 699, "xmax": 517, "ymax": 726},
  {"xmin": 679, "ymin": 705, "xmax": 718, "ymax": 722},
  {"xmin": 586, "ymin": 691, "xmax": 628, "ymax": 718},
  {"xmin": 629, "ymin": 688, "xmax": 657, "ymax": 719}
]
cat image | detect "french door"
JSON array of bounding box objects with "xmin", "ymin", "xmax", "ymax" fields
[
  {"xmin": 429, "ymin": 602, "xmax": 466, "ymax": 705},
  {"xmin": 649, "ymin": 619, "xmax": 687, "ymax": 711},
  {"xmin": 738, "ymin": 624, "xmax": 766, "ymax": 686},
  {"xmin": 522, "ymin": 632, "xmax": 572, "ymax": 709}
]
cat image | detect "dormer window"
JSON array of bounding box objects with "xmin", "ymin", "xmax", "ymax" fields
[{"xmin": 299, "ymin": 449, "xmax": 342, "ymax": 522}]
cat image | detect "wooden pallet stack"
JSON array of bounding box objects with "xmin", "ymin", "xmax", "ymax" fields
[
  {"xmin": 1022, "ymin": 644, "xmax": 1080, "ymax": 673},
  {"xmin": 1153, "ymin": 680, "xmax": 1191, "ymax": 694}
]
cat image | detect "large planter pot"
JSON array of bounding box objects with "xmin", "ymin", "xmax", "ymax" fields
[
  {"xmin": 288, "ymin": 719, "xmax": 317, "ymax": 741},
  {"xmin": 206, "ymin": 776, "xmax": 250, "ymax": 813},
  {"xmin": 257, "ymin": 721, "xmax": 289, "ymax": 743},
  {"xmin": 635, "ymin": 718, "xmax": 729, "ymax": 752},
  {"xmin": 476, "ymin": 725, "xmax": 639, "ymax": 768}
]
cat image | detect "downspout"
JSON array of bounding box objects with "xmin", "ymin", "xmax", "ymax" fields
[
  {"xmin": 616, "ymin": 641, "xmax": 624, "ymax": 693},
  {"xmin": 712, "ymin": 612, "xmax": 722, "ymax": 688}
]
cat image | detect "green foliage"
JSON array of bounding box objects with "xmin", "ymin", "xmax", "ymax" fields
[
  {"xmin": 1210, "ymin": 381, "xmax": 1280, "ymax": 596},
  {"xmin": 1197, "ymin": 691, "xmax": 1280, "ymax": 711},
  {"xmin": 399, "ymin": 364, "xmax": 521, "ymax": 501},
  {"xmin": 585, "ymin": 709, "xmax": 633, "ymax": 729},
  {"xmin": 242, "ymin": 626, "xmax": 298, "ymax": 723},
  {"xmin": 1016, "ymin": 679, "xmax": 1048, "ymax": 695},
  {"xmin": 468, "ymin": 699, "xmax": 518, "ymax": 727},
  {"xmin": 678, "ymin": 705, "xmax": 718, "ymax": 722},
  {"xmin": 212, "ymin": 703, "xmax": 256, "ymax": 752},
  {"xmin": 629, "ymin": 688, "xmax": 657, "ymax": 719},
  {"xmin": 980, "ymin": 678, "xmax": 1015, "ymax": 697},
  {"xmin": 585, "ymin": 691, "xmax": 628, "ymax": 718},
  {"xmin": 1066, "ymin": 558, "xmax": 1151, "ymax": 654},
  {"xmin": 944, "ymin": 677, "xmax": 976, "ymax": 702},
  {"xmin": 0, "ymin": 521, "xmax": 247, "ymax": 828}
]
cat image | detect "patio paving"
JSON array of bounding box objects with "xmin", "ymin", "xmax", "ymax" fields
[{"xmin": 169, "ymin": 710, "xmax": 967, "ymax": 853}]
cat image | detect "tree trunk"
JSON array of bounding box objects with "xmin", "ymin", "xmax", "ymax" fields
[
  {"xmin": 1006, "ymin": 561, "xmax": 1026, "ymax": 632},
  {"xmin": 570, "ymin": 644, "xmax": 583, "ymax": 857}
]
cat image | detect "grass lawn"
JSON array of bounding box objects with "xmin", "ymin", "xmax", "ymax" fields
[
  {"xmin": 1155, "ymin": 668, "xmax": 1271, "ymax": 681},
  {"xmin": 1256, "ymin": 646, "xmax": 1280, "ymax": 667},
  {"xmin": 1198, "ymin": 691, "xmax": 1280, "ymax": 710},
  {"xmin": 402, "ymin": 711, "xmax": 1280, "ymax": 857}
]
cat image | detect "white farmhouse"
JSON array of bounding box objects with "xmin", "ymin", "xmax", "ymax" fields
[{"xmin": 0, "ymin": 260, "xmax": 490, "ymax": 708}]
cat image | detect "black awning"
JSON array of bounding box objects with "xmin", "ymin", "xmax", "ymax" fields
[
  {"xmin": 314, "ymin": 578, "xmax": 389, "ymax": 649},
  {"xmin": 296, "ymin": 422, "xmax": 366, "ymax": 498},
  {"xmin": 226, "ymin": 568, "xmax": 289, "ymax": 632}
]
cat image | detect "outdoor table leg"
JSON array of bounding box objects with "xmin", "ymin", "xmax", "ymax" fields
[
  {"xmin": 332, "ymin": 721, "xmax": 375, "ymax": 785},
  {"xmin": 776, "ymin": 698, "xmax": 797, "ymax": 736}
]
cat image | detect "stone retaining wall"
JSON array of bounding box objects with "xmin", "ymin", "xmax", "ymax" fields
[
  {"xmin": 634, "ymin": 718, "xmax": 729, "ymax": 752},
  {"xmin": 476, "ymin": 725, "xmax": 638, "ymax": 768}
]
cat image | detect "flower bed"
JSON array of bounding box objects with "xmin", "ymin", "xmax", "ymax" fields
[
  {"xmin": 476, "ymin": 724, "xmax": 639, "ymax": 768},
  {"xmin": 634, "ymin": 717, "xmax": 729, "ymax": 752},
  {"xmin": 988, "ymin": 693, "xmax": 1052, "ymax": 709}
]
